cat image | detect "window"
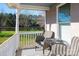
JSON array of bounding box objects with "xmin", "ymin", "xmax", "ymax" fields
[{"xmin": 58, "ymin": 3, "xmax": 71, "ymax": 25}]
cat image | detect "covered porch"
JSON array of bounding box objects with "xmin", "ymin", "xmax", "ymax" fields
[
  {"xmin": 0, "ymin": 3, "xmax": 79, "ymax": 56},
  {"xmin": 0, "ymin": 3, "xmax": 68, "ymax": 56}
]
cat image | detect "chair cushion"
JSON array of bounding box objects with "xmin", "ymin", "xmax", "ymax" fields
[
  {"xmin": 44, "ymin": 31, "xmax": 54, "ymax": 38},
  {"xmin": 69, "ymin": 37, "xmax": 79, "ymax": 56},
  {"xmin": 51, "ymin": 43, "xmax": 67, "ymax": 56}
]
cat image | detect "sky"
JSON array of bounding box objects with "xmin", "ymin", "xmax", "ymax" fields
[
  {"xmin": 20, "ymin": 10, "xmax": 44, "ymax": 16},
  {"xmin": 0, "ymin": 3, "xmax": 44, "ymax": 16},
  {"xmin": 0, "ymin": 3, "xmax": 16, "ymax": 14}
]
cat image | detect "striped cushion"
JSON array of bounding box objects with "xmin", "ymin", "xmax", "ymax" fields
[
  {"xmin": 68, "ymin": 36, "xmax": 79, "ymax": 56},
  {"xmin": 51, "ymin": 43, "xmax": 67, "ymax": 56}
]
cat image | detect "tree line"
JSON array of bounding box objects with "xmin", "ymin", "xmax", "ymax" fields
[{"xmin": 0, "ymin": 13, "xmax": 44, "ymax": 31}]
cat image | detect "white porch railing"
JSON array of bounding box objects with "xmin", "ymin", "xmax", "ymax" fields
[
  {"xmin": 0, "ymin": 31, "xmax": 43, "ymax": 56},
  {"xmin": 0, "ymin": 33, "xmax": 19, "ymax": 56},
  {"xmin": 19, "ymin": 31, "xmax": 43, "ymax": 49}
]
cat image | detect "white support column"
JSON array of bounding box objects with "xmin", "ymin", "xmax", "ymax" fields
[
  {"xmin": 56, "ymin": 5, "xmax": 60, "ymax": 39},
  {"xmin": 56, "ymin": 3, "xmax": 66, "ymax": 39},
  {"xmin": 44, "ymin": 11, "xmax": 47, "ymax": 31},
  {"xmin": 16, "ymin": 9, "xmax": 19, "ymax": 33},
  {"xmin": 15, "ymin": 8, "xmax": 20, "ymax": 49}
]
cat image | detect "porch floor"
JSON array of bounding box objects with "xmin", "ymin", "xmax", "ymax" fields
[{"xmin": 16, "ymin": 47, "xmax": 50, "ymax": 56}]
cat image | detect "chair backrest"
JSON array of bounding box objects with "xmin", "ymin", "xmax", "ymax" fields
[
  {"xmin": 43, "ymin": 31, "xmax": 55, "ymax": 39},
  {"xmin": 51, "ymin": 43, "xmax": 67, "ymax": 56},
  {"xmin": 68, "ymin": 36, "xmax": 79, "ymax": 56}
]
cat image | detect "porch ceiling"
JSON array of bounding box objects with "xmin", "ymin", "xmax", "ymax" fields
[
  {"xmin": 20, "ymin": 3, "xmax": 53, "ymax": 7},
  {"xmin": 8, "ymin": 3, "xmax": 58, "ymax": 10},
  {"xmin": 19, "ymin": 3, "xmax": 58, "ymax": 10}
]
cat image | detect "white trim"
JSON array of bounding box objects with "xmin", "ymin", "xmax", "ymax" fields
[
  {"xmin": 19, "ymin": 5, "xmax": 50, "ymax": 11},
  {"xmin": 56, "ymin": 3, "xmax": 66, "ymax": 39}
]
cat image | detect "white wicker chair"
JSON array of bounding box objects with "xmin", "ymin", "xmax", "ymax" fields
[{"xmin": 51, "ymin": 36, "xmax": 79, "ymax": 56}]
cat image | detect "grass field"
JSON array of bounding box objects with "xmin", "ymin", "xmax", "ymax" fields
[
  {"xmin": 0, "ymin": 31, "xmax": 15, "ymax": 37},
  {"xmin": 0, "ymin": 31, "xmax": 15, "ymax": 44}
]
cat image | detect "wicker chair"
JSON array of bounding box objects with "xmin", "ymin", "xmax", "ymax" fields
[
  {"xmin": 35, "ymin": 31, "xmax": 55, "ymax": 53},
  {"xmin": 51, "ymin": 36, "xmax": 79, "ymax": 56}
]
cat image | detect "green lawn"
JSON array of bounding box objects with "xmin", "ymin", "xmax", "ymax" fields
[
  {"xmin": 0, "ymin": 31, "xmax": 15, "ymax": 37},
  {"xmin": 0, "ymin": 31, "xmax": 15, "ymax": 44}
]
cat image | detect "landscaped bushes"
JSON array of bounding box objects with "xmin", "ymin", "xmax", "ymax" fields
[
  {"xmin": 0, "ymin": 27, "xmax": 15, "ymax": 31},
  {"xmin": 0, "ymin": 27, "xmax": 44, "ymax": 31},
  {"xmin": 19, "ymin": 27, "xmax": 44, "ymax": 31}
]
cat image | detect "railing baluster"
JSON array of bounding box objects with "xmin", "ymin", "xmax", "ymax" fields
[
  {"xmin": 25, "ymin": 34, "xmax": 27, "ymax": 47},
  {"xmin": 23, "ymin": 34, "xmax": 24, "ymax": 48},
  {"xmin": 20, "ymin": 34, "xmax": 22, "ymax": 48},
  {"xmin": 22, "ymin": 34, "xmax": 23, "ymax": 48},
  {"xmin": 29, "ymin": 34, "xmax": 32, "ymax": 45},
  {"xmin": 33, "ymin": 34, "xmax": 34, "ymax": 46},
  {"xmin": 21, "ymin": 34, "xmax": 23, "ymax": 47},
  {"xmin": 34, "ymin": 34, "xmax": 35, "ymax": 46},
  {"xmin": 34, "ymin": 33, "xmax": 37, "ymax": 46},
  {"xmin": 19, "ymin": 34, "xmax": 20, "ymax": 48},
  {"xmin": 29, "ymin": 34, "xmax": 31, "ymax": 46},
  {"xmin": 28, "ymin": 34, "xmax": 29, "ymax": 47},
  {"xmin": 24, "ymin": 34, "xmax": 26, "ymax": 48},
  {"xmin": 29, "ymin": 34, "xmax": 30, "ymax": 47},
  {"xmin": 27, "ymin": 34, "xmax": 28, "ymax": 47},
  {"xmin": 28, "ymin": 34, "xmax": 30, "ymax": 46}
]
